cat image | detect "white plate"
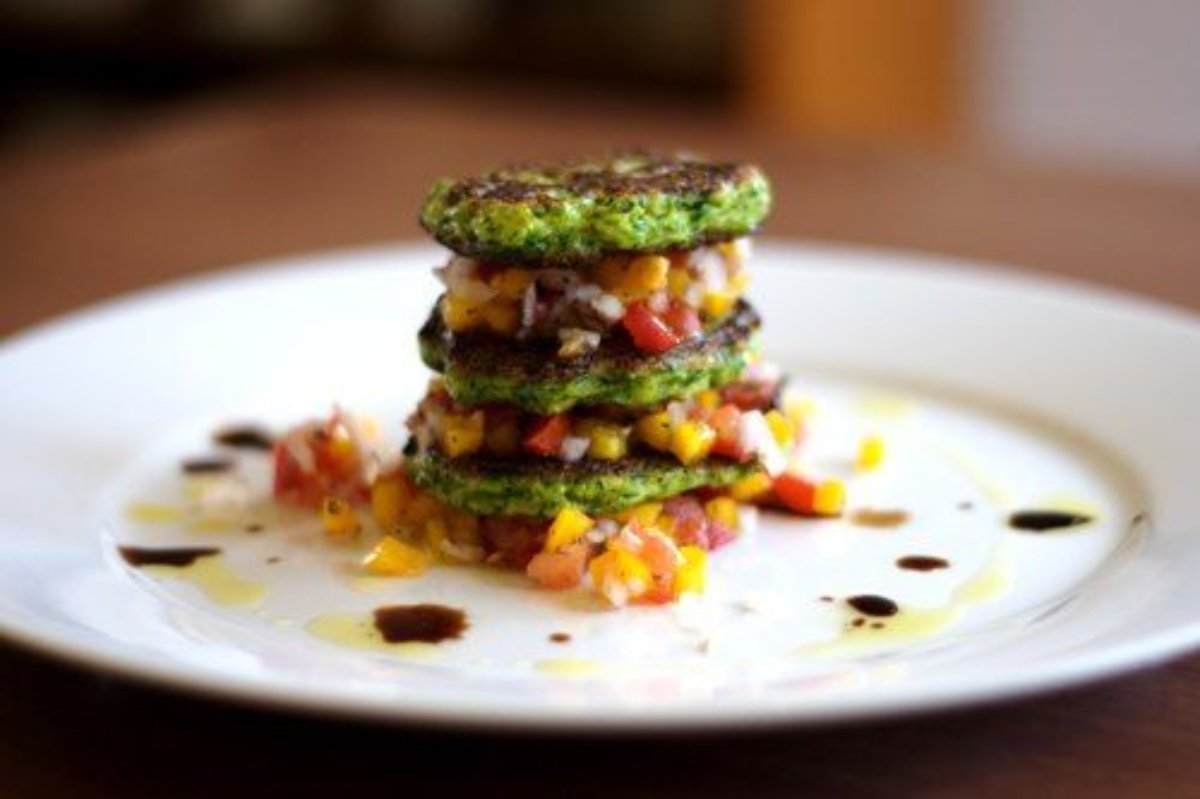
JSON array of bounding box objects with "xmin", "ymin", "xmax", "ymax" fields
[{"xmin": 2, "ymin": 242, "xmax": 1199, "ymax": 731}]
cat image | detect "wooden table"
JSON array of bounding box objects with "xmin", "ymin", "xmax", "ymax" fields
[{"xmin": 3, "ymin": 80, "xmax": 1199, "ymax": 798}]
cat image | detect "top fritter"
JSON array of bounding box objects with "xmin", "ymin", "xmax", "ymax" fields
[{"xmin": 419, "ymin": 152, "xmax": 771, "ymax": 266}]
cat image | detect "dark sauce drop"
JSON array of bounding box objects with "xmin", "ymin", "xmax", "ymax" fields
[
  {"xmin": 846, "ymin": 594, "xmax": 899, "ymax": 617},
  {"xmin": 119, "ymin": 546, "xmax": 219, "ymax": 568},
  {"xmin": 897, "ymin": 555, "xmax": 950, "ymax": 572},
  {"xmin": 1009, "ymin": 509, "xmax": 1093, "ymax": 533},
  {"xmin": 245, "ymin": 523, "xmax": 264, "ymax": 533},
  {"xmin": 181, "ymin": 457, "xmax": 233, "ymax": 475},
  {"xmin": 373, "ymin": 604, "xmax": 467, "ymax": 644},
  {"xmin": 549, "ymin": 632, "xmax": 572, "ymax": 644},
  {"xmin": 213, "ymin": 425, "xmax": 274, "ymax": 451}
]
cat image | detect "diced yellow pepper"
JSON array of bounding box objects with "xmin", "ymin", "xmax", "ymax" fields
[
  {"xmin": 439, "ymin": 411, "xmax": 485, "ymax": 457},
  {"xmin": 362, "ymin": 536, "xmax": 430, "ymax": 577},
  {"xmin": 590, "ymin": 548, "xmax": 651, "ymax": 594},
  {"xmin": 764, "ymin": 409, "xmax": 794, "ymax": 448},
  {"xmin": 320, "ymin": 496, "xmax": 359, "ymax": 538},
  {"xmin": 696, "ymin": 389, "xmax": 720, "ymax": 410},
  {"xmin": 635, "ymin": 411, "xmax": 672, "ymax": 452},
  {"xmin": 544, "ymin": 507, "xmax": 594, "ymax": 552},
  {"xmin": 616, "ymin": 502, "xmax": 663, "ymax": 528},
  {"xmin": 729, "ymin": 472, "xmax": 772, "ymax": 501},
  {"xmin": 491, "ymin": 268, "xmax": 534, "ymax": 299},
  {"xmin": 483, "ymin": 300, "xmax": 520, "ymax": 335},
  {"xmin": 728, "ymin": 272, "xmax": 750, "ymax": 293},
  {"xmin": 621, "ymin": 254, "xmax": 669, "ymax": 297},
  {"xmin": 666, "ymin": 266, "xmax": 691, "ymax": 299},
  {"xmin": 484, "ymin": 415, "xmax": 520, "ymax": 456},
  {"xmin": 587, "ymin": 422, "xmax": 629, "ymax": 461},
  {"xmin": 674, "ymin": 545, "xmax": 707, "ymax": 596},
  {"xmin": 813, "ymin": 480, "xmax": 846, "ymax": 517},
  {"xmin": 442, "ymin": 294, "xmax": 487, "ymax": 332},
  {"xmin": 857, "ymin": 435, "xmax": 885, "ymax": 470},
  {"xmin": 670, "ymin": 420, "xmax": 716, "ymax": 465},
  {"xmin": 701, "ymin": 290, "xmax": 737, "ymax": 318},
  {"xmin": 370, "ymin": 474, "xmax": 409, "ymax": 529},
  {"xmin": 704, "ymin": 497, "xmax": 740, "ymax": 531}
]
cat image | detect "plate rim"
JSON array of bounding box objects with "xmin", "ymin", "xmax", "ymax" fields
[{"xmin": 3, "ymin": 239, "xmax": 1200, "ymax": 731}]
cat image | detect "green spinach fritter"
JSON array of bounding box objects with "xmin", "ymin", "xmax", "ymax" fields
[
  {"xmin": 419, "ymin": 152, "xmax": 771, "ymax": 265},
  {"xmin": 406, "ymin": 451, "xmax": 758, "ymax": 518},
  {"xmin": 419, "ymin": 299, "xmax": 761, "ymax": 414}
]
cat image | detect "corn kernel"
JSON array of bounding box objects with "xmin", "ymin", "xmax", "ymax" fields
[
  {"xmin": 483, "ymin": 300, "xmax": 520, "ymax": 335},
  {"xmin": 666, "ymin": 266, "xmax": 691, "ymax": 299},
  {"xmin": 484, "ymin": 416, "xmax": 521, "ymax": 456},
  {"xmin": 674, "ymin": 546, "xmax": 707, "ymax": 596},
  {"xmin": 544, "ymin": 507, "xmax": 595, "ymax": 552},
  {"xmin": 320, "ymin": 496, "xmax": 359, "ymax": 538},
  {"xmin": 442, "ymin": 294, "xmax": 486, "ymax": 332},
  {"xmin": 671, "ymin": 420, "xmax": 716, "ymax": 465},
  {"xmin": 362, "ymin": 536, "xmax": 430, "ymax": 577},
  {"xmin": 704, "ymin": 497, "xmax": 740, "ymax": 531},
  {"xmin": 729, "ymin": 472, "xmax": 773, "ymax": 501},
  {"xmin": 370, "ymin": 474, "xmax": 409, "ymax": 529},
  {"xmin": 491, "ymin": 268, "xmax": 534, "ymax": 299},
  {"xmin": 439, "ymin": 411, "xmax": 485, "ymax": 457},
  {"xmin": 635, "ymin": 411, "xmax": 672, "ymax": 451},
  {"xmin": 857, "ymin": 435, "xmax": 885, "ymax": 470},
  {"xmin": 813, "ymin": 480, "xmax": 846, "ymax": 517},
  {"xmin": 764, "ymin": 409, "xmax": 794, "ymax": 448},
  {"xmin": 701, "ymin": 290, "xmax": 737, "ymax": 318},
  {"xmin": 697, "ymin": 389, "xmax": 720, "ymax": 410},
  {"xmin": 587, "ymin": 422, "xmax": 629, "ymax": 461}
]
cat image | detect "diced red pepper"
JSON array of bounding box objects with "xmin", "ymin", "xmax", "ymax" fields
[
  {"xmin": 660, "ymin": 301, "xmax": 702, "ymax": 339},
  {"xmin": 721, "ymin": 379, "xmax": 778, "ymax": 412},
  {"xmin": 622, "ymin": 302, "xmax": 681, "ymax": 354},
  {"xmin": 523, "ymin": 413, "xmax": 571, "ymax": 456},
  {"xmin": 773, "ymin": 473, "xmax": 816, "ymax": 515}
]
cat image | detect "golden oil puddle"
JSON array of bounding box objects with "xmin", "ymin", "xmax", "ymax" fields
[
  {"xmin": 534, "ymin": 658, "xmax": 605, "ymax": 677},
  {"xmin": 306, "ymin": 613, "xmax": 442, "ymax": 660},
  {"xmin": 125, "ymin": 502, "xmax": 185, "ymax": 525},
  {"xmin": 802, "ymin": 555, "xmax": 1011, "ymax": 656},
  {"xmin": 142, "ymin": 556, "xmax": 267, "ymax": 607}
]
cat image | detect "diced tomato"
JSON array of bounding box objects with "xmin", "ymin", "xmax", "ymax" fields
[
  {"xmin": 639, "ymin": 532, "xmax": 682, "ymax": 576},
  {"xmin": 708, "ymin": 404, "xmax": 751, "ymax": 461},
  {"xmin": 272, "ymin": 416, "xmax": 367, "ymax": 508},
  {"xmin": 773, "ymin": 473, "xmax": 816, "ymax": 515},
  {"xmin": 660, "ymin": 301, "xmax": 702, "ymax": 339},
  {"xmin": 622, "ymin": 302, "xmax": 681, "ymax": 354},
  {"xmin": 638, "ymin": 578, "xmax": 675, "ymax": 605},
  {"xmin": 526, "ymin": 543, "xmax": 588, "ymax": 590},
  {"xmin": 523, "ymin": 414, "xmax": 570, "ymax": 456}
]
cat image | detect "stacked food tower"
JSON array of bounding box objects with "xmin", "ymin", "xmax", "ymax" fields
[{"xmin": 353, "ymin": 152, "xmax": 800, "ymax": 606}]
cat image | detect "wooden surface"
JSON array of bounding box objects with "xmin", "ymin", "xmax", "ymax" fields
[{"xmin": 2, "ymin": 80, "xmax": 1200, "ymax": 798}]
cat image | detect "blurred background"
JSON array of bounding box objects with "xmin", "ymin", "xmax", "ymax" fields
[{"xmin": 0, "ymin": 0, "xmax": 1196, "ymax": 181}]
